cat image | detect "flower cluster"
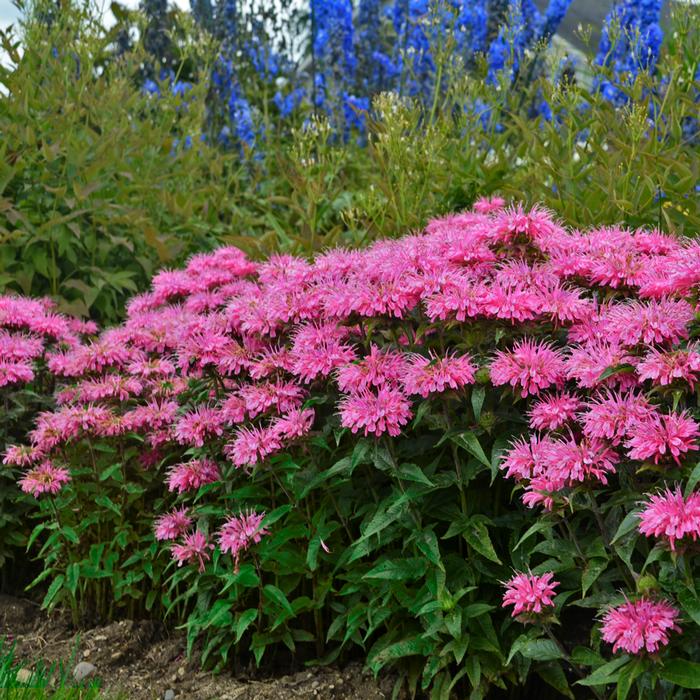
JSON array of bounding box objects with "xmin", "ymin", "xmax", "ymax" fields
[{"xmin": 6, "ymin": 199, "xmax": 699, "ymax": 648}]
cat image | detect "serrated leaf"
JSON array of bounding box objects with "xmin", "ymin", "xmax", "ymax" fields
[
  {"xmin": 397, "ymin": 463, "xmax": 434, "ymax": 487},
  {"xmin": 611, "ymin": 511, "xmax": 640, "ymax": 544},
  {"xmin": 364, "ymin": 557, "xmax": 428, "ymax": 581},
  {"xmin": 577, "ymin": 656, "xmax": 630, "ymax": 686},
  {"xmin": 451, "ymin": 431, "xmax": 490, "ymax": 468},
  {"xmin": 685, "ymin": 462, "xmax": 700, "ymax": 497},
  {"xmin": 659, "ymin": 659, "xmax": 700, "ymax": 688},
  {"xmin": 235, "ymin": 609, "xmax": 258, "ymax": 643},
  {"xmin": 462, "ymin": 520, "xmax": 501, "ymax": 564}
]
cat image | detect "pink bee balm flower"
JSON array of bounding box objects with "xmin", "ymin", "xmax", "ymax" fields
[
  {"xmin": 638, "ymin": 487, "xmax": 700, "ymax": 551},
  {"xmin": 173, "ymin": 406, "xmax": 224, "ymax": 447},
  {"xmin": 171, "ymin": 531, "xmax": 214, "ymax": 572},
  {"xmin": 154, "ymin": 507, "xmax": 192, "ymax": 541},
  {"xmin": 491, "ymin": 339, "xmax": 566, "ymax": 398},
  {"xmin": 336, "ymin": 344, "xmax": 407, "ymax": 393},
  {"xmin": 167, "ymin": 458, "xmax": 220, "ymax": 493},
  {"xmin": 271, "ymin": 408, "xmax": 315, "ymax": 439},
  {"xmin": 472, "ymin": 195, "xmax": 506, "ymax": 214},
  {"xmin": 601, "ymin": 598, "xmax": 681, "ymax": 655},
  {"xmin": 626, "ymin": 411, "xmax": 699, "ymax": 465},
  {"xmin": 401, "ymin": 352, "xmax": 476, "ymax": 397},
  {"xmin": 218, "ymin": 510, "xmax": 269, "ymax": 570},
  {"xmin": 338, "ymin": 386, "xmax": 412, "ymax": 437},
  {"xmin": 0, "ymin": 361, "xmax": 34, "ymax": 387},
  {"xmin": 528, "ymin": 392, "xmax": 581, "ymax": 430},
  {"xmin": 225, "ymin": 425, "xmax": 282, "ymax": 467},
  {"xmin": 502, "ymin": 572, "xmax": 558, "ymax": 618},
  {"xmin": 18, "ymin": 461, "xmax": 71, "ymax": 497},
  {"xmin": 637, "ymin": 345, "xmax": 700, "ymax": 390}
]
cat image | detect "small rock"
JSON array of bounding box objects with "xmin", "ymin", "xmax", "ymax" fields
[
  {"xmin": 177, "ymin": 666, "xmax": 186, "ymax": 679},
  {"xmin": 16, "ymin": 668, "xmax": 32, "ymax": 684},
  {"xmin": 164, "ymin": 690, "xmax": 175, "ymax": 700},
  {"xmin": 82, "ymin": 649, "xmax": 91, "ymax": 658},
  {"xmin": 110, "ymin": 651, "xmax": 123, "ymax": 661},
  {"xmin": 311, "ymin": 681, "xmax": 320, "ymax": 689},
  {"xmin": 73, "ymin": 661, "xmax": 97, "ymax": 683}
]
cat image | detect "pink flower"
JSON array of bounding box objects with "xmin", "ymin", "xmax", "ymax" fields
[
  {"xmin": 218, "ymin": 511, "xmax": 269, "ymax": 570},
  {"xmin": 338, "ymin": 387, "xmax": 412, "ymax": 437},
  {"xmin": 171, "ymin": 531, "xmax": 214, "ymax": 572},
  {"xmin": 581, "ymin": 391, "xmax": 653, "ymax": 445},
  {"xmin": 0, "ymin": 361, "xmax": 34, "ymax": 387},
  {"xmin": 501, "ymin": 435, "xmax": 553, "ymax": 481},
  {"xmin": 626, "ymin": 411, "xmax": 699, "ymax": 465},
  {"xmin": 502, "ymin": 572, "xmax": 558, "ymax": 618},
  {"xmin": 637, "ymin": 345, "xmax": 700, "ymax": 390},
  {"xmin": 18, "ymin": 461, "xmax": 71, "ymax": 498},
  {"xmin": 601, "ymin": 598, "xmax": 681, "ymax": 655},
  {"xmin": 154, "ymin": 507, "xmax": 192, "ymax": 541},
  {"xmin": 290, "ymin": 323, "xmax": 357, "ymax": 383},
  {"xmin": 271, "ymin": 408, "xmax": 315, "ymax": 439},
  {"xmin": 225, "ymin": 425, "xmax": 282, "ymax": 467},
  {"xmin": 401, "ymin": 352, "xmax": 476, "ymax": 397},
  {"xmin": 173, "ymin": 406, "xmax": 224, "ymax": 447},
  {"xmin": 336, "ymin": 344, "xmax": 407, "ymax": 393},
  {"xmin": 602, "ymin": 299, "xmax": 693, "ymax": 348},
  {"xmin": 3, "ymin": 444, "xmax": 44, "ymax": 467},
  {"xmin": 167, "ymin": 459, "xmax": 220, "ymax": 493},
  {"xmin": 491, "ymin": 339, "xmax": 566, "ymax": 398},
  {"xmin": 528, "ymin": 392, "xmax": 581, "ymax": 430},
  {"xmin": 638, "ymin": 487, "xmax": 700, "ymax": 551}
]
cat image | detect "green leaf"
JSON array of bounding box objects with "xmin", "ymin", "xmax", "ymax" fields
[
  {"xmin": 611, "ymin": 511, "xmax": 640, "ymax": 544},
  {"xmin": 517, "ymin": 639, "xmax": 563, "ymax": 662},
  {"xmin": 99, "ymin": 463, "xmax": 123, "ymax": 482},
  {"xmin": 678, "ymin": 587, "xmax": 700, "ymax": 627},
  {"xmin": 659, "ymin": 658, "xmax": 700, "ymax": 689},
  {"xmin": 451, "ymin": 431, "xmax": 490, "ymax": 468},
  {"xmin": 577, "ymin": 656, "xmax": 630, "ymax": 687},
  {"xmin": 617, "ymin": 658, "xmax": 643, "ymax": 700},
  {"xmin": 95, "ymin": 494, "xmax": 121, "ymax": 516},
  {"xmin": 364, "ymin": 557, "xmax": 428, "ymax": 581},
  {"xmin": 235, "ymin": 609, "xmax": 258, "ymax": 643},
  {"xmin": 368, "ymin": 636, "xmax": 429, "ymax": 672},
  {"xmin": 471, "ymin": 386, "xmax": 485, "ymax": 421},
  {"xmin": 42, "ymin": 575, "xmax": 65, "ymax": 610},
  {"xmin": 415, "ymin": 530, "xmax": 443, "ymax": 570},
  {"xmin": 397, "ymin": 463, "xmax": 434, "ymax": 487},
  {"xmin": 537, "ymin": 662, "xmax": 574, "ymax": 699},
  {"xmin": 263, "ymin": 585, "xmax": 295, "ymax": 617},
  {"xmin": 66, "ymin": 563, "xmax": 80, "ymax": 596},
  {"xmin": 514, "ymin": 520, "xmax": 551, "ymax": 551},
  {"xmin": 582, "ymin": 558, "xmax": 608, "ymax": 596},
  {"xmin": 685, "ymin": 462, "xmax": 700, "ymax": 497},
  {"xmin": 462, "ymin": 520, "xmax": 501, "ymax": 564}
]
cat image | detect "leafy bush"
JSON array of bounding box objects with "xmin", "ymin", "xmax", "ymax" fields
[
  {"xmin": 8, "ymin": 200, "xmax": 700, "ymax": 698},
  {"xmin": 0, "ymin": 295, "xmax": 96, "ymax": 587}
]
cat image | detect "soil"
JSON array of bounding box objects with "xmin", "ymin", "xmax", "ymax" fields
[{"xmin": 0, "ymin": 595, "xmax": 399, "ymax": 699}]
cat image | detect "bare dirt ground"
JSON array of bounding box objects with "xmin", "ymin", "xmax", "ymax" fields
[{"xmin": 0, "ymin": 595, "xmax": 399, "ymax": 699}]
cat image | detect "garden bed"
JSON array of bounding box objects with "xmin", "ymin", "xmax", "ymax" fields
[{"xmin": 0, "ymin": 595, "xmax": 395, "ymax": 699}]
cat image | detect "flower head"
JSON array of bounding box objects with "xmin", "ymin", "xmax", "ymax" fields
[
  {"xmin": 154, "ymin": 507, "xmax": 192, "ymax": 541},
  {"xmin": 401, "ymin": 352, "xmax": 476, "ymax": 397},
  {"xmin": 601, "ymin": 598, "xmax": 681, "ymax": 655},
  {"xmin": 338, "ymin": 386, "xmax": 412, "ymax": 437},
  {"xmin": 171, "ymin": 531, "xmax": 214, "ymax": 572},
  {"xmin": 491, "ymin": 339, "xmax": 566, "ymax": 398},
  {"xmin": 218, "ymin": 510, "xmax": 269, "ymax": 570},
  {"xmin": 626, "ymin": 411, "xmax": 699, "ymax": 465},
  {"xmin": 502, "ymin": 572, "xmax": 558, "ymax": 618},
  {"xmin": 529, "ymin": 392, "xmax": 581, "ymax": 430},
  {"xmin": 638, "ymin": 487, "xmax": 700, "ymax": 551},
  {"xmin": 18, "ymin": 461, "xmax": 71, "ymax": 498},
  {"xmin": 167, "ymin": 458, "xmax": 220, "ymax": 493}
]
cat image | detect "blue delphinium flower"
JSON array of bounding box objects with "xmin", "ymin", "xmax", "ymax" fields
[{"xmin": 595, "ymin": 0, "xmax": 664, "ymax": 106}]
